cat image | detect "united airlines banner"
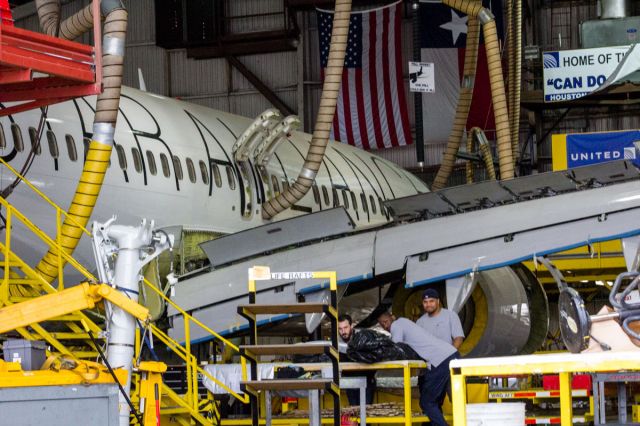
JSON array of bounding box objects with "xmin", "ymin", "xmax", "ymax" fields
[
  {"xmin": 543, "ymin": 45, "xmax": 640, "ymax": 102},
  {"xmin": 552, "ymin": 130, "xmax": 640, "ymax": 170}
]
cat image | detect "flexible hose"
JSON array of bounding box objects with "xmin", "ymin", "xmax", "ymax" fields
[
  {"xmin": 465, "ymin": 130, "xmax": 475, "ymax": 184},
  {"xmin": 510, "ymin": 0, "xmax": 522, "ymax": 165},
  {"xmin": 477, "ymin": 131, "xmax": 496, "ymax": 180},
  {"xmin": 261, "ymin": 0, "xmax": 352, "ymax": 219},
  {"xmin": 481, "ymin": 17, "xmax": 513, "ymax": 179},
  {"xmin": 506, "ymin": 0, "xmax": 514, "ymax": 154},
  {"xmin": 466, "ymin": 127, "xmax": 496, "ymax": 183},
  {"xmin": 35, "ymin": 0, "xmax": 60, "ymax": 36},
  {"xmin": 441, "ymin": 0, "xmax": 514, "ymax": 180},
  {"xmin": 35, "ymin": 6, "xmax": 128, "ymax": 283},
  {"xmin": 431, "ymin": 12, "xmax": 480, "ymax": 190},
  {"xmin": 59, "ymin": 3, "xmax": 95, "ymax": 41}
]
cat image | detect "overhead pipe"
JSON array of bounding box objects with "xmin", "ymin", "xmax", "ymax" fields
[
  {"xmin": 441, "ymin": 0, "xmax": 514, "ymax": 180},
  {"xmin": 262, "ymin": 0, "xmax": 352, "ymax": 219},
  {"xmin": 431, "ymin": 12, "xmax": 480, "ymax": 190},
  {"xmin": 35, "ymin": 2, "xmax": 128, "ymax": 283}
]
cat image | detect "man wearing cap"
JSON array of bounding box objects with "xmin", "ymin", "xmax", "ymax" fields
[{"xmin": 417, "ymin": 288, "xmax": 465, "ymax": 349}]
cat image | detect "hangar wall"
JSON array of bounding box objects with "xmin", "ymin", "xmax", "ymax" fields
[{"xmin": 10, "ymin": 0, "xmax": 640, "ymax": 176}]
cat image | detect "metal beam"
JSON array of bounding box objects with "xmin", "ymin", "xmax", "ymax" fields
[{"xmin": 225, "ymin": 55, "xmax": 296, "ymax": 116}]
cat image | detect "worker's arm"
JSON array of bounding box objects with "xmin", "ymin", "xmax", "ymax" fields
[
  {"xmin": 450, "ymin": 311, "xmax": 465, "ymax": 350},
  {"xmin": 452, "ymin": 336, "xmax": 464, "ymax": 349}
]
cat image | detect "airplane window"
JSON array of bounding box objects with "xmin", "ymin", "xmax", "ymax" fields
[
  {"xmin": 131, "ymin": 147, "xmax": 142, "ymax": 173},
  {"xmin": 226, "ymin": 166, "xmax": 236, "ymax": 190},
  {"xmin": 46, "ymin": 130, "xmax": 59, "ymax": 159},
  {"xmin": 379, "ymin": 197, "xmax": 388, "ymax": 218},
  {"xmin": 28, "ymin": 127, "xmax": 41, "ymax": 155},
  {"xmin": 322, "ymin": 186, "xmax": 330, "ymax": 206},
  {"xmin": 350, "ymin": 191, "xmax": 357, "ymax": 210},
  {"xmin": 0, "ymin": 123, "xmax": 6, "ymax": 149},
  {"xmin": 115, "ymin": 145, "xmax": 127, "ymax": 170},
  {"xmin": 83, "ymin": 137, "xmax": 90, "ymax": 161},
  {"xmin": 312, "ymin": 185, "xmax": 320, "ymax": 204},
  {"xmin": 199, "ymin": 160, "xmax": 210, "ymax": 185},
  {"xmin": 259, "ymin": 168, "xmax": 269, "ymax": 185},
  {"xmin": 65, "ymin": 135, "xmax": 77, "ymax": 162},
  {"xmin": 211, "ymin": 163, "xmax": 221, "ymax": 187},
  {"xmin": 11, "ymin": 124, "xmax": 24, "ymax": 152},
  {"xmin": 360, "ymin": 193, "xmax": 368, "ymax": 213},
  {"xmin": 160, "ymin": 153, "xmax": 170, "ymax": 177},
  {"xmin": 271, "ymin": 175, "xmax": 280, "ymax": 194},
  {"xmin": 186, "ymin": 158, "xmax": 196, "ymax": 183},
  {"xmin": 146, "ymin": 151, "xmax": 157, "ymax": 176},
  {"xmin": 332, "ymin": 188, "xmax": 339, "ymax": 207},
  {"xmin": 370, "ymin": 195, "xmax": 377, "ymax": 214},
  {"xmin": 342, "ymin": 189, "xmax": 349, "ymax": 209},
  {"xmin": 172, "ymin": 156, "xmax": 183, "ymax": 180}
]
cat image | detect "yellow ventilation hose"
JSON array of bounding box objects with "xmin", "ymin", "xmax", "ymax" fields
[
  {"xmin": 262, "ymin": 0, "xmax": 352, "ymax": 220},
  {"xmin": 466, "ymin": 127, "xmax": 496, "ymax": 184},
  {"xmin": 510, "ymin": 0, "xmax": 522, "ymax": 164},
  {"xmin": 465, "ymin": 130, "xmax": 475, "ymax": 184},
  {"xmin": 431, "ymin": 12, "xmax": 480, "ymax": 190},
  {"xmin": 436, "ymin": 0, "xmax": 513, "ymax": 183},
  {"xmin": 35, "ymin": 5, "xmax": 128, "ymax": 283}
]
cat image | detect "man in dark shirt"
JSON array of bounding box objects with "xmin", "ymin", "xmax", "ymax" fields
[{"xmin": 338, "ymin": 313, "xmax": 376, "ymax": 405}]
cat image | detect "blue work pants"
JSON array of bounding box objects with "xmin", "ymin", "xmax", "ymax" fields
[{"xmin": 419, "ymin": 351, "xmax": 460, "ymax": 426}]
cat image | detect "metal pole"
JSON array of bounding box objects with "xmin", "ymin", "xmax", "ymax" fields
[{"xmin": 412, "ymin": 1, "xmax": 424, "ymax": 165}]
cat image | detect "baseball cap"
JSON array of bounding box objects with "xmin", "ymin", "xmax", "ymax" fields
[{"xmin": 422, "ymin": 288, "xmax": 439, "ymax": 300}]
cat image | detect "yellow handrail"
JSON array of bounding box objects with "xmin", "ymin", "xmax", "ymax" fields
[
  {"xmin": 0, "ymin": 158, "xmax": 251, "ymax": 415},
  {"xmin": 0, "ymin": 157, "xmax": 91, "ymax": 237}
]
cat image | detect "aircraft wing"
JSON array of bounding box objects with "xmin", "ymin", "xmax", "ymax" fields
[{"xmin": 169, "ymin": 161, "xmax": 640, "ymax": 343}]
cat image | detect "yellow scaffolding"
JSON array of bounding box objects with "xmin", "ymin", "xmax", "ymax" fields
[{"xmin": 0, "ymin": 156, "xmax": 249, "ymax": 423}]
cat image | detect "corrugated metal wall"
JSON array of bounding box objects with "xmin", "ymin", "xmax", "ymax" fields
[{"xmin": 10, "ymin": 0, "xmax": 638, "ymax": 178}]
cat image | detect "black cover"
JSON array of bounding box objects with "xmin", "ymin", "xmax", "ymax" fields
[{"xmin": 346, "ymin": 329, "xmax": 423, "ymax": 363}]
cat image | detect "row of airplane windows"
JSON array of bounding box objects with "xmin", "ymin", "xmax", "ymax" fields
[
  {"xmin": 309, "ymin": 182, "xmax": 387, "ymax": 218},
  {"xmin": 0, "ymin": 123, "xmax": 387, "ymax": 217},
  {"xmin": 0, "ymin": 122, "xmax": 238, "ymax": 189}
]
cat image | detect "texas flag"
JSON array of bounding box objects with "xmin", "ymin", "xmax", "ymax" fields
[{"xmin": 420, "ymin": 0, "xmax": 503, "ymax": 144}]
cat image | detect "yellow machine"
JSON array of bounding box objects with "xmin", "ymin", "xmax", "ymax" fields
[{"xmin": 0, "ymin": 282, "xmax": 168, "ymax": 425}]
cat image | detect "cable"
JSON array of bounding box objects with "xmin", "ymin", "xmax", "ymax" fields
[{"xmin": 86, "ymin": 329, "xmax": 144, "ymax": 425}]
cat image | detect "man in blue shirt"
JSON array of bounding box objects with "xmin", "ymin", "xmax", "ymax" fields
[{"xmin": 378, "ymin": 311, "xmax": 459, "ymax": 426}]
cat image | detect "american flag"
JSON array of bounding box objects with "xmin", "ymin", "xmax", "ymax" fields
[{"xmin": 317, "ymin": 0, "xmax": 412, "ymax": 150}]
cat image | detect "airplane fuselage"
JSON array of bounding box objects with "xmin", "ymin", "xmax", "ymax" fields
[{"xmin": 0, "ymin": 87, "xmax": 427, "ymax": 269}]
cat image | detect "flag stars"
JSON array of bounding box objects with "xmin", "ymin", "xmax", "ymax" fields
[{"xmin": 440, "ymin": 10, "xmax": 468, "ymax": 45}]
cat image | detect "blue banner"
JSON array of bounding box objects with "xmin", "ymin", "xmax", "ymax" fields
[{"xmin": 566, "ymin": 130, "xmax": 640, "ymax": 168}]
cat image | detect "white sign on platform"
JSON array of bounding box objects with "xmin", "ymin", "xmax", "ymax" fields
[
  {"xmin": 409, "ymin": 61, "xmax": 435, "ymax": 93},
  {"xmin": 542, "ymin": 45, "xmax": 632, "ymax": 102}
]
